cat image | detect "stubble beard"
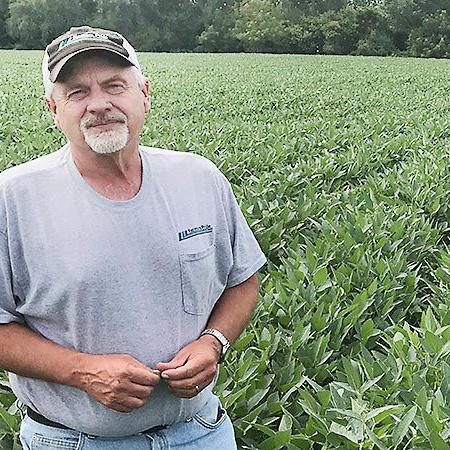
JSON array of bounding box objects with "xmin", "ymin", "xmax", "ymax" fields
[{"xmin": 80, "ymin": 112, "xmax": 129, "ymax": 155}]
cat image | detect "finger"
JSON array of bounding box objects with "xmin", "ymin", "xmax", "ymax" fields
[
  {"xmin": 169, "ymin": 381, "xmax": 207, "ymax": 398},
  {"xmin": 169, "ymin": 388, "xmax": 198, "ymax": 399},
  {"xmin": 156, "ymin": 352, "xmax": 189, "ymax": 372},
  {"xmin": 161, "ymin": 357, "xmax": 206, "ymax": 381},
  {"xmin": 116, "ymin": 396, "xmax": 146, "ymax": 410},
  {"xmin": 167, "ymin": 373, "xmax": 212, "ymax": 390},
  {"xmin": 106, "ymin": 396, "xmax": 146, "ymax": 413},
  {"xmin": 129, "ymin": 368, "xmax": 161, "ymax": 386},
  {"xmin": 125, "ymin": 384, "xmax": 154, "ymax": 399},
  {"xmin": 170, "ymin": 385, "xmax": 201, "ymax": 395}
]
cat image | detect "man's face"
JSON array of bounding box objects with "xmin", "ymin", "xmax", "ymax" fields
[{"xmin": 46, "ymin": 55, "xmax": 150, "ymax": 155}]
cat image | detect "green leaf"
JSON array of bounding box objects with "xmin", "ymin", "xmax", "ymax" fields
[
  {"xmin": 317, "ymin": 389, "xmax": 331, "ymax": 408},
  {"xmin": 361, "ymin": 319, "xmax": 374, "ymax": 343},
  {"xmin": 247, "ymin": 387, "xmax": 271, "ymax": 409},
  {"xmin": 279, "ymin": 414, "xmax": 293, "ymax": 432},
  {"xmin": 392, "ymin": 405, "xmax": 417, "ymax": 446},
  {"xmin": 430, "ymin": 430, "xmax": 450, "ymax": 450},
  {"xmin": 329, "ymin": 422, "xmax": 360, "ymax": 444},
  {"xmin": 360, "ymin": 374, "xmax": 384, "ymax": 393},
  {"xmin": 367, "ymin": 428, "xmax": 389, "ymax": 450},
  {"xmin": 424, "ymin": 331, "xmax": 443, "ymax": 354},
  {"xmin": 233, "ymin": 332, "xmax": 254, "ymax": 352},
  {"xmin": 416, "ymin": 387, "xmax": 428, "ymax": 410},
  {"xmin": 342, "ymin": 357, "xmax": 361, "ymax": 390},
  {"xmin": 0, "ymin": 404, "xmax": 16, "ymax": 432},
  {"xmin": 422, "ymin": 406, "xmax": 443, "ymax": 433},
  {"xmin": 328, "ymin": 408, "xmax": 362, "ymax": 420},
  {"xmin": 261, "ymin": 327, "xmax": 271, "ymax": 345},
  {"xmin": 259, "ymin": 430, "xmax": 291, "ymax": 450},
  {"xmin": 366, "ymin": 405, "xmax": 403, "ymax": 422},
  {"xmin": 222, "ymin": 385, "xmax": 249, "ymax": 409},
  {"xmin": 422, "ymin": 308, "xmax": 439, "ymax": 332},
  {"xmin": 313, "ymin": 267, "xmax": 328, "ymax": 286},
  {"xmin": 252, "ymin": 423, "xmax": 276, "ymax": 437}
]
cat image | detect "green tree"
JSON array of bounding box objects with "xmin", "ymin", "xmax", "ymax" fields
[
  {"xmin": 384, "ymin": 0, "xmax": 450, "ymax": 52},
  {"xmin": 353, "ymin": 6, "xmax": 395, "ymax": 55},
  {"xmin": 408, "ymin": 9, "xmax": 450, "ymax": 58},
  {"xmin": 0, "ymin": 0, "xmax": 10, "ymax": 47},
  {"xmin": 90, "ymin": 0, "xmax": 144, "ymax": 48},
  {"xmin": 233, "ymin": 0, "xmax": 289, "ymax": 52},
  {"xmin": 197, "ymin": 0, "xmax": 241, "ymax": 52},
  {"xmin": 321, "ymin": 5, "xmax": 393, "ymax": 55},
  {"xmin": 286, "ymin": 15, "xmax": 325, "ymax": 54},
  {"xmin": 321, "ymin": 6, "xmax": 360, "ymax": 54},
  {"xmin": 280, "ymin": 0, "xmax": 346, "ymax": 18},
  {"xmin": 135, "ymin": 0, "xmax": 205, "ymax": 51},
  {"xmin": 7, "ymin": 0, "xmax": 93, "ymax": 49},
  {"xmin": 7, "ymin": 0, "xmax": 46, "ymax": 48},
  {"xmin": 356, "ymin": 28, "xmax": 396, "ymax": 55}
]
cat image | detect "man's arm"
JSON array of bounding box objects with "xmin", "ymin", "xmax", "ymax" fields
[
  {"xmin": 156, "ymin": 273, "xmax": 260, "ymax": 397},
  {"xmin": 202, "ymin": 272, "xmax": 259, "ymax": 345},
  {"xmin": 0, "ymin": 323, "xmax": 160, "ymax": 413},
  {"xmin": 0, "ymin": 322, "xmax": 85, "ymax": 386}
]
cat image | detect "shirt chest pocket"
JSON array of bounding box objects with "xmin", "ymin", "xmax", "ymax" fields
[{"xmin": 179, "ymin": 243, "xmax": 216, "ymax": 315}]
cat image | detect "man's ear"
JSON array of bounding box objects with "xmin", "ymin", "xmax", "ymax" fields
[
  {"xmin": 142, "ymin": 79, "xmax": 151, "ymax": 114},
  {"xmin": 45, "ymin": 97, "xmax": 60, "ymax": 128}
]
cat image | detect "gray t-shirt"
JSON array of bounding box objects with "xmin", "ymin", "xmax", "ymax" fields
[{"xmin": 0, "ymin": 144, "xmax": 266, "ymax": 437}]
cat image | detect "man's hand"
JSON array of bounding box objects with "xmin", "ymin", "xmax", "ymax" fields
[
  {"xmin": 155, "ymin": 336, "xmax": 221, "ymax": 398},
  {"xmin": 74, "ymin": 354, "xmax": 161, "ymax": 413}
]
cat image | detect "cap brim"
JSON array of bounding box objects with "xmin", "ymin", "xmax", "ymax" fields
[{"xmin": 49, "ymin": 47, "xmax": 135, "ymax": 82}]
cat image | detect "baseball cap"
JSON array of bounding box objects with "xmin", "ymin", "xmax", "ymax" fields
[{"xmin": 42, "ymin": 25, "xmax": 142, "ymax": 87}]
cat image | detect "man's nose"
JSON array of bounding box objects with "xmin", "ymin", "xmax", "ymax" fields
[{"xmin": 86, "ymin": 90, "xmax": 112, "ymax": 114}]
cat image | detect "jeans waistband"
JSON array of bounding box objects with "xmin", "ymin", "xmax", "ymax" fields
[{"xmin": 26, "ymin": 407, "xmax": 167, "ymax": 436}]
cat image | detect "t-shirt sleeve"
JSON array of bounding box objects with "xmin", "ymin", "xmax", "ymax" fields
[
  {"xmin": 214, "ymin": 169, "xmax": 267, "ymax": 288},
  {"xmin": 0, "ymin": 232, "xmax": 25, "ymax": 325}
]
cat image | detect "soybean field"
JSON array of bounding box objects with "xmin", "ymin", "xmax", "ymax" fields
[{"xmin": 1, "ymin": 51, "xmax": 450, "ymax": 449}]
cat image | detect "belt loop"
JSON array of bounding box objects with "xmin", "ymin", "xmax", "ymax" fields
[{"xmin": 143, "ymin": 432, "xmax": 155, "ymax": 447}]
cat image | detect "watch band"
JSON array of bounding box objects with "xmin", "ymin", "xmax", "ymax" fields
[{"xmin": 200, "ymin": 328, "xmax": 231, "ymax": 363}]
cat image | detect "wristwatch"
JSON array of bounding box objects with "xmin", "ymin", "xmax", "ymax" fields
[{"xmin": 200, "ymin": 328, "xmax": 231, "ymax": 363}]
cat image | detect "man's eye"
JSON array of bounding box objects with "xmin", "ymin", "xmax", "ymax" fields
[
  {"xmin": 68, "ymin": 90, "xmax": 85, "ymax": 99},
  {"xmin": 108, "ymin": 84, "xmax": 125, "ymax": 92}
]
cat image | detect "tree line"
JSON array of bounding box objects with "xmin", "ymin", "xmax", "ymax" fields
[{"xmin": 0, "ymin": 0, "xmax": 449, "ymax": 58}]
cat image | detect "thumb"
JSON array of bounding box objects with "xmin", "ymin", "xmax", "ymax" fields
[{"xmin": 156, "ymin": 351, "xmax": 189, "ymax": 373}]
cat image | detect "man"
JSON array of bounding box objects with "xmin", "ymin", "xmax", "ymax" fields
[{"xmin": 0, "ymin": 26, "xmax": 266, "ymax": 449}]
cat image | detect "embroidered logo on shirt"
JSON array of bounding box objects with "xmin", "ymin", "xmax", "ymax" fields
[{"xmin": 178, "ymin": 225, "xmax": 213, "ymax": 241}]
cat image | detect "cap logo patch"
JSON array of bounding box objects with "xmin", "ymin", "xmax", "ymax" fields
[{"xmin": 58, "ymin": 32, "xmax": 111, "ymax": 51}]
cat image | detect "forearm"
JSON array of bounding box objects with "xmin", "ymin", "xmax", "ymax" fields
[
  {"xmin": 204, "ymin": 273, "xmax": 260, "ymax": 344},
  {"xmin": 0, "ymin": 322, "xmax": 85, "ymax": 388}
]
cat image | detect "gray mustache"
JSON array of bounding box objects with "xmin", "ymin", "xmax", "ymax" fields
[{"xmin": 81, "ymin": 113, "xmax": 127, "ymax": 129}]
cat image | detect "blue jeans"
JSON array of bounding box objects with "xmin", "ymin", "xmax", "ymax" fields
[{"xmin": 19, "ymin": 395, "xmax": 237, "ymax": 449}]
